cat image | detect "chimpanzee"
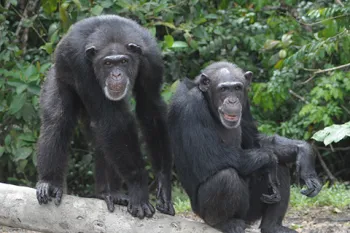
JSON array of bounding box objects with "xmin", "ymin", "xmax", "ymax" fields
[
  {"xmin": 168, "ymin": 61, "xmax": 322, "ymax": 233},
  {"xmin": 36, "ymin": 15, "xmax": 175, "ymax": 219}
]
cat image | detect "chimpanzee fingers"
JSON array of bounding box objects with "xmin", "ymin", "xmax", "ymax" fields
[
  {"xmin": 127, "ymin": 203, "xmax": 150, "ymax": 219},
  {"xmin": 260, "ymin": 187, "xmax": 281, "ymax": 204},
  {"xmin": 113, "ymin": 193, "xmax": 129, "ymax": 206},
  {"xmin": 260, "ymin": 193, "xmax": 281, "ymax": 204},
  {"xmin": 53, "ymin": 188, "xmax": 63, "ymax": 206},
  {"xmin": 156, "ymin": 201, "xmax": 175, "ymax": 216},
  {"xmin": 104, "ymin": 195, "xmax": 115, "ymax": 212},
  {"xmin": 143, "ymin": 203, "xmax": 155, "ymax": 218},
  {"xmin": 36, "ymin": 183, "xmax": 50, "ymax": 204},
  {"xmin": 301, "ymin": 178, "xmax": 322, "ymax": 197}
]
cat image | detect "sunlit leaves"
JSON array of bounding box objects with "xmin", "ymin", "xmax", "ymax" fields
[{"xmin": 312, "ymin": 122, "xmax": 350, "ymax": 145}]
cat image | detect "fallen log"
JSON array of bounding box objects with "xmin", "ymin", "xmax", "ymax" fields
[{"xmin": 0, "ymin": 183, "xmax": 219, "ymax": 233}]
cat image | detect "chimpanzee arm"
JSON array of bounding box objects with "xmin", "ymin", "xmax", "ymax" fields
[
  {"xmin": 134, "ymin": 48, "xmax": 175, "ymax": 216},
  {"xmin": 259, "ymin": 134, "xmax": 322, "ymax": 197},
  {"xmin": 36, "ymin": 70, "xmax": 80, "ymax": 205}
]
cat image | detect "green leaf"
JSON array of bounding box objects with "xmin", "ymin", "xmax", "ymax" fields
[
  {"xmin": 91, "ymin": 5, "xmax": 104, "ymax": 16},
  {"xmin": 40, "ymin": 42, "xmax": 53, "ymax": 54},
  {"xmin": 17, "ymin": 159, "xmax": 28, "ymax": 173},
  {"xmin": 41, "ymin": 0, "xmax": 57, "ymax": 15},
  {"xmin": 164, "ymin": 35, "xmax": 174, "ymax": 48},
  {"xmin": 154, "ymin": 22, "xmax": 176, "ymax": 29},
  {"xmin": 27, "ymin": 84, "xmax": 41, "ymax": 95},
  {"xmin": 312, "ymin": 122, "xmax": 350, "ymax": 145},
  {"xmin": 0, "ymin": 146, "xmax": 4, "ymax": 157},
  {"xmin": 72, "ymin": 0, "xmax": 82, "ymax": 9},
  {"xmin": 171, "ymin": 41, "xmax": 188, "ymax": 48},
  {"xmin": 16, "ymin": 83, "xmax": 28, "ymax": 94},
  {"xmin": 8, "ymin": 93, "xmax": 27, "ymax": 114},
  {"xmin": 170, "ymin": 80, "xmax": 180, "ymax": 93},
  {"xmin": 14, "ymin": 147, "xmax": 33, "ymax": 161},
  {"xmin": 263, "ymin": 40, "xmax": 280, "ymax": 50}
]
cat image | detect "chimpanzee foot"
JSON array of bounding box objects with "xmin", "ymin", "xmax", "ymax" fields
[
  {"xmin": 36, "ymin": 181, "xmax": 63, "ymax": 206},
  {"xmin": 261, "ymin": 225, "xmax": 297, "ymax": 233},
  {"xmin": 97, "ymin": 192, "xmax": 129, "ymax": 212}
]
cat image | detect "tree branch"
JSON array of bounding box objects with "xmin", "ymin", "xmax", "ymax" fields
[
  {"xmin": 0, "ymin": 183, "xmax": 219, "ymax": 233},
  {"xmin": 288, "ymin": 89, "xmax": 309, "ymax": 103}
]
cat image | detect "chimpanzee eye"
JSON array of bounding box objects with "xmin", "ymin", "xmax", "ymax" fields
[
  {"xmin": 220, "ymin": 86, "xmax": 228, "ymax": 92},
  {"xmin": 121, "ymin": 59, "xmax": 128, "ymax": 64},
  {"xmin": 234, "ymin": 86, "xmax": 242, "ymax": 91},
  {"xmin": 104, "ymin": 61, "xmax": 112, "ymax": 66}
]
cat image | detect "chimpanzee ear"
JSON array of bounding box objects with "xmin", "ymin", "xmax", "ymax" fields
[
  {"xmin": 126, "ymin": 43, "xmax": 142, "ymax": 55},
  {"xmin": 244, "ymin": 71, "xmax": 253, "ymax": 86},
  {"xmin": 199, "ymin": 73, "xmax": 210, "ymax": 92},
  {"xmin": 85, "ymin": 46, "xmax": 96, "ymax": 60}
]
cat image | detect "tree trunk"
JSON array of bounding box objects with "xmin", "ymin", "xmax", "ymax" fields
[{"xmin": 0, "ymin": 183, "xmax": 219, "ymax": 233}]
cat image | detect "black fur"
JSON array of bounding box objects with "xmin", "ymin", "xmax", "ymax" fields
[
  {"xmin": 36, "ymin": 15, "xmax": 175, "ymax": 219},
  {"xmin": 168, "ymin": 61, "xmax": 322, "ymax": 233}
]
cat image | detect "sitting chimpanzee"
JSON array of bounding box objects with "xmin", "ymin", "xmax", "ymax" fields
[
  {"xmin": 36, "ymin": 15, "xmax": 175, "ymax": 219},
  {"xmin": 168, "ymin": 61, "xmax": 322, "ymax": 233}
]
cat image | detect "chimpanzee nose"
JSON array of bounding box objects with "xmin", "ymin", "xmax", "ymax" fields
[{"xmin": 112, "ymin": 73, "xmax": 122, "ymax": 81}]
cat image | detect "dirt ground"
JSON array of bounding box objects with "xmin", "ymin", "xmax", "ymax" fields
[{"xmin": 1, "ymin": 206, "xmax": 350, "ymax": 233}]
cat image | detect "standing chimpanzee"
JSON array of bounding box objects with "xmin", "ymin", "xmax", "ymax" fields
[
  {"xmin": 168, "ymin": 61, "xmax": 322, "ymax": 233},
  {"xmin": 36, "ymin": 15, "xmax": 175, "ymax": 219}
]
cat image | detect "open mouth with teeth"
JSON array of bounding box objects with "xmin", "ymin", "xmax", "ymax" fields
[
  {"xmin": 219, "ymin": 110, "xmax": 241, "ymax": 129},
  {"xmin": 223, "ymin": 114, "xmax": 239, "ymax": 122}
]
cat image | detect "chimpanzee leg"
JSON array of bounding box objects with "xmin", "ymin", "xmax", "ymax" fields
[
  {"xmin": 94, "ymin": 149, "xmax": 129, "ymax": 211},
  {"xmin": 246, "ymin": 165, "xmax": 296, "ymax": 233},
  {"xmin": 93, "ymin": 107, "xmax": 154, "ymax": 219},
  {"xmin": 197, "ymin": 168, "xmax": 249, "ymax": 233},
  {"xmin": 260, "ymin": 165, "xmax": 297, "ymax": 233}
]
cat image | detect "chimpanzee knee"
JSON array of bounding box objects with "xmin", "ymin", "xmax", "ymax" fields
[{"xmin": 197, "ymin": 168, "xmax": 249, "ymax": 227}]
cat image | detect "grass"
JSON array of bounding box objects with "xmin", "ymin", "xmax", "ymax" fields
[
  {"xmin": 290, "ymin": 183, "xmax": 350, "ymax": 209},
  {"xmin": 172, "ymin": 185, "xmax": 192, "ymax": 213},
  {"xmin": 172, "ymin": 183, "xmax": 350, "ymax": 214}
]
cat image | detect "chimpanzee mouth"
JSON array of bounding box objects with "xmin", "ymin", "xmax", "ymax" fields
[
  {"xmin": 104, "ymin": 79, "xmax": 130, "ymax": 101},
  {"xmin": 218, "ymin": 110, "xmax": 241, "ymax": 129},
  {"xmin": 223, "ymin": 114, "xmax": 239, "ymax": 122}
]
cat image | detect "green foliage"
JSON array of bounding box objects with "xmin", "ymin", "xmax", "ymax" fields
[
  {"xmin": 312, "ymin": 122, "xmax": 350, "ymax": 146},
  {"xmin": 1, "ymin": 0, "xmax": 349, "ymax": 192},
  {"xmin": 290, "ymin": 183, "xmax": 350, "ymax": 209},
  {"xmin": 172, "ymin": 185, "xmax": 192, "ymax": 213}
]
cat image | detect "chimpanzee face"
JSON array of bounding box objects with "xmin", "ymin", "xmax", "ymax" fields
[
  {"xmin": 85, "ymin": 43, "xmax": 142, "ymax": 101},
  {"xmin": 197, "ymin": 64, "xmax": 252, "ymax": 129}
]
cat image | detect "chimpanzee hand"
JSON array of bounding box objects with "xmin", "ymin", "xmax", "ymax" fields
[
  {"xmin": 97, "ymin": 192, "xmax": 129, "ymax": 212},
  {"xmin": 36, "ymin": 181, "xmax": 63, "ymax": 206},
  {"xmin": 155, "ymin": 173, "xmax": 175, "ymax": 216},
  {"xmin": 127, "ymin": 198, "xmax": 155, "ymax": 219},
  {"xmin": 296, "ymin": 143, "xmax": 322, "ymax": 197}
]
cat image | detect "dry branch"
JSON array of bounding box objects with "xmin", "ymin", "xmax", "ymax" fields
[{"xmin": 0, "ymin": 183, "xmax": 219, "ymax": 233}]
